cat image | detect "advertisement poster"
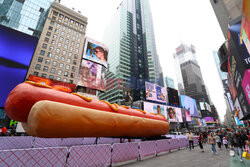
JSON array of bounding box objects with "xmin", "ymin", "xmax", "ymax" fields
[
  {"xmin": 234, "ymin": 98, "xmax": 244, "ymax": 120},
  {"xmin": 166, "ymin": 106, "xmax": 183, "ymax": 122},
  {"xmin": 77, "ymin": 59, "xmax": 107, "ymax": 92},
  {"xmin": 82, "ymin": 37, "xmax": 108, "ymax": 68},
  {"xmin": 185, "ymin": 109, "xmax": 191, "ymax": 122},
  {"xmin": 234, "ymin": 117, "xmax": 244, "ymax": 125},
  {"xmin": 145, "ymin": 82, "xmax": 166, "ymax": 103},
  {"xmin": 241, "ymin": 69, "xmax": 250, "ymax": 105},
  {"xmin": 167, "ymin": 87, "xmax": 180, "ymax": 105},
  {"xmin": 180, "ymin": 95, "xmax": 199, "ymax": 117},
  {"xmin": 28, "ymin": 75, "xmax": 76, "ymax": 92},
  {"xmin": 0, "ymin": 25, "xmax": 38, "ymax": 107},
  {"xmin": 199, "ymin": 102, "xmax": 211, "ymax": 112},
  {"xmin": 241, "ymin": 0, "xmax": 250, "ymax": 54},
  {"xmin": 226, "ymin": 92, "xmax": 234, "ymax": 111},
  {"xmin": 143, "ymin": 102, "xmax": 167, "ymax": 119},
  {"xmin": 204, "ymin": 117, "xmax": 214, "ymax": 123}
]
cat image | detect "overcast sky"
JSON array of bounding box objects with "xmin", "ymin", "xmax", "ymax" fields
[{"xmin": 61, "ymin": 0, "xmax": 227, "ymax": 121}]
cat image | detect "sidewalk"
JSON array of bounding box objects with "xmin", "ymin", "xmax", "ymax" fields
[
  {"xmin": 230, "ymin": 153, "xmax": 250, "ymax": 167},
  {"xmin": 122, "ymin": 144, "xmax": 230, "ymax": 167}
]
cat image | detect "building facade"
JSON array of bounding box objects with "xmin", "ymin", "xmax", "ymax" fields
[
  {"xmin": 26, "ymin": 2, "xmax": 88, "ymax": 84},
  {"xmin": 0, "ymin": 0, "xmax": 55, "ymax": 37},
  {"xmin": 99, "ymin": 0, "xmax": 163, "ymax": 104},
  {"xmin": 164, "ymin": 76, "xmax": 175, "ymax": 89}
]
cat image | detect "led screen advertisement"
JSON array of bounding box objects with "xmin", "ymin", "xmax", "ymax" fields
[
  {"xmin": 241, "ymin": 0, "xmax": 250, "ymax": 54},
  {"xmin": 199, "ymin": 102, "xmax": 211, "ymax": 112},
  {"xmin": 0, "ymin": 25, "xmax": 38, "ymax": 107},
  {"xmin": 77, "ymin": 59, "xmax": 107, "ymax": 92},
  {"xmin": 180, "ymin": 95, "xmax": 199, "ymax": 117},
  {"xmin": 145, "ymin": 82, "xmax": 166, "ymax": 103},
  {"xmin": 234, "ymin": 117, "xmax": 244, "ymax": 126},
  {"xmin": 143, "ymin": 102, "xmax": 167, "ymax": 119},
  {"xmin": 234, "ymin": 98, "xmax": 244, "ymax": 120},
  {"xmin": 241, "ymin": 69, "xmax": 250, "ymax": 105},
  {"xmin": 204, "ymin": 117, "xmax": 214, "ymax": 123},
  {"xmin": 182, "ymin": 109, "xmax": 191, "ymax": 122},
  {"xmin": 167, "ymin": 87, "xmax": 180, "ymax": 105},
  {"xmin": 166, "ymin": 106, "xmax": 183, "ymax": 123},
  {"xmin": 82, "ymin": 37, "xmax": 108, "ymax": 68}
]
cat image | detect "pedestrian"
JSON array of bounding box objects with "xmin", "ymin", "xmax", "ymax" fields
[
  {"xmin": 215, "ymin": 133, "xmax": 222, "ymax": 150},
  {"xmin": 188, "ymin": 131, "xmax": 194, "ymax": 150},
  {"xmin": 198, "ymin": 132, "xmax": 204, "ymax": 152},
  {"xmin": 223, "ymin": 137, "xmax": 228, "ymax": 150},
  {"xmin": 208, "ymin": 132, "xmax": 217, "ymax": 155},
  {"xmin": 240, "ymin": 131, "xmax": 248, "ymax": 149},
  {"xmin": 233, "ymin": 132, "xmax": 243, "ymax": 162},
  {"xmin": 227, "ymin": 132, "xmax": 233, "ymax": 148}
]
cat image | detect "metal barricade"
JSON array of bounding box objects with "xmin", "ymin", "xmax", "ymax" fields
[
  {"xmin": 156, "ymin": 139, "xmax": 170, "ymax": 155},
  {"xmin": 139, "ymin": 141, "xmax": 156, "ymax": 160},
  {"xmin": 0, "ymin": 136, "xmax": 33, "ymax": 150}
]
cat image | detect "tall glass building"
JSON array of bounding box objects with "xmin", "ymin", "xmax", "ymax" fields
[
  {"xmin": 0, "ymin": 0, "xmax": 54, "ymax": 37},
  {"xmin": 99, "ymin": 0, "xmax": 163, "ymax": 104}
]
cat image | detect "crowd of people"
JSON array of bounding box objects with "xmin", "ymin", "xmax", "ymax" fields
[{"xmin": 187, "ymin": 129, "xmax": 250, "ymax": 161}]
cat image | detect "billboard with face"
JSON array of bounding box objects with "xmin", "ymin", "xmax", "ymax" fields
[
  {"xmin": 145, "ymin": 82, "xmax": 166, "ymax": 103},
  {"xmin": 166, "ymin": 106, "xmax": 183, "ymax": 122},
  {"xmin": 82, "ymin": 37, "xmax": 108, "ymax": 68},
  {"xmin": 77, "ymin": 59, "xmax": 107, "ymax": 92},
  {"xmin": 0, "ymin": 25, "xmax": 38, "ymax": 107},
  {"xmin": 143, "ymin": 102, "xmax": 167, "ymax": 119},
  {"xmin": 180, "ymin": 95, "xmax": 199, "ymax": 117}
]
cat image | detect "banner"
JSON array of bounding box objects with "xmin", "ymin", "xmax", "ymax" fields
[
  {"xmin": 143, "ymin": 102, "xmax": 167, "ymax": 119},
  {"xmin": 145, "ymin": 82, "xmax": 166, "ymax": 103},
  {"xmin": 166, "ymin": 106, "xmax": 183, "ymax": 122}
]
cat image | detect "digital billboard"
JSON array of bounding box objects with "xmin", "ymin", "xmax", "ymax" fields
[
  {"xmin": 28, "ymin": 75, "xmax": 76, "ymax": 92},
  {"xmin": 167, "ymin": 87, "xmax": 180, "ymax": 105},
  {"xmin": 145, "ymin": 82, "xmax": 166, "ymax": 103},
  {"xmin": 180, "ymin": 95, "xmax": 199, "ymax": 117},
  {"xmin": 241, "ymin": 69, "xmax": 250, "ymax": 105},
  {"xmin": 82, "ymin": 37, "xmax": 108, "ymax": 68},
  {"xmin": 143, "ymin": 102, "xmax": 167, "ymax": 119},
  {"xmin": 0, "ymin": 25, "xmax": 38, "ymax": 107},
  {"xmin": 185, "ymin": 109, "xmax": 191, "ymax": 122},
  {"xmin": 234, "ymin": 117, "xmax": 244, "ymax": 126},
  {"xmin": 204, "ymin": 117, "xmax": 214, "ymax": 123},
  {"xmin": 241, "ymin": 0, "xmax": 250, "ymax": 54},
  {"xmin": 199, "ymin": 102, "xmax": 211, "ymax": 112},
  {"xmin": 234, "ymin": 98, "xmax": 244, "ymax": 120},
  {"xmin": 226, "ymin": 92, "xmax": 234, "ymax": 111},
  {"xmin": 77, "ymin": 59, "xmax": 107, "ymax": 92},
  {"xmin": 166, "ymin": 106, "xmax": 183, "ymax": 122}
]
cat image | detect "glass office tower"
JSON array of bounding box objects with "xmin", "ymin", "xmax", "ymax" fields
[
  {"xmin": 0, "ymin": 0, "xmax": 54, "ymax": 37},
  {"xmin": 99, "ymin": 0, "xmax": 163, "ymax": 104}
]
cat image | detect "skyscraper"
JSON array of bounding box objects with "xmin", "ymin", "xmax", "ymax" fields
[
  {"xmin": 99, "ymin": 0, "xmax": 163, "ymax": 104},
  {"xmin": 0, "ymin": 0, "xmax": 54, "ymax": 37},
  {"xmin": 164, "ymin": 76, "xmax": 175, "ymax": 89}
]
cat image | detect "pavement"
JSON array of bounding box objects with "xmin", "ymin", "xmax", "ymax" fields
[{"xmin": 122, "ymin": 144, "xmax": 231, "ymax": 167}]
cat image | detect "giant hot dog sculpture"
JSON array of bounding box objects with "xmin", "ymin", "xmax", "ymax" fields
[{"xmin": 5, "ymin": 82, "xmax": 169, "ymax": 138}]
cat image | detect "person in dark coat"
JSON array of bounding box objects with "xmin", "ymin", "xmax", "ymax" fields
[
  {"xmin": 233, "ymin": 132, "xmax": 243, "ymax": 161},
  {"xmin": 198, "ymin": 132, "xmax": 204, "ymax": 152}
]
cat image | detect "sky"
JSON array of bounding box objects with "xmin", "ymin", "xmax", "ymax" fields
[{"xmin": 61, "ymin": 0, "xmax": 227, "ymax": 121}]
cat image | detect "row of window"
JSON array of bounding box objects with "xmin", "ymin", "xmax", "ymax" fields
[
  {"xmin": 39, "ymin": 50, "xmax": 78, "ymax": 63},
  {"xmin": 33, "ymin": 71, "xmax": 73, "ymax": 83},
  {"xmin": 35, "ymin": 64, "xmax": 75, "ymax": 78}
]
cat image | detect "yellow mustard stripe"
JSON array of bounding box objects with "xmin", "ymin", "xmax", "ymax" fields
[
  {"xmin": 120, "ymin": 105, "xmax": 130, "ymax": 109},
  {"xmin": 135, "ymin": 109, "xmax": 146, "ymax": 114},
  {"xmin": 71, "ymin": 93, "xmax": 92, "ymax": 102},
  {"xmin": 150, "ymin": 112, "xmax": 166, "ymax": 119},
  {"xmin": 100, "ymin": 100, "xmax": 119, "ymax": 112},
  {"xmin": 24, "ymin": 81, "xmax": 52, "ymax": 89}
]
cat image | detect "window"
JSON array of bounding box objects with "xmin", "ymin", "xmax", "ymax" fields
[
  {"xmin": 53, "ymin": 11, "xmax": 58, "ymax": 16},
  {"xmin": 35, "ymin": 64, "xmax": 41, "ymax": 70},
  {"xmin": 43, "ymin": 66, "xmax": 49, "ymax": 72},
  {"xmin": 76, "ymin": 43, "xmax": 80, "ymax": 48},
  {"xmin": 50, "ymin": 21, "xmax": 54, "ymax": 25},
  {"xmin": 59, "ymin": 14, "xmax": 64, "ymax": 18},
  {"xmin": 64, "ymin": 71, "xmax": 68, "ymax": 77},
  {"xmin": 66, "ymin": 64, "xmax": 70, "ymax": 70},
  {"xmin": 57, "ymin": 24, "xmax": 60, "ymax": 28},
  {"xmin": 57, "ymin": 42, "xmax": 62, "ymax": 47},
  {"xmin": 62, "ymin": 50, "xmax": 66, "ymax": 55},
  {"xmin": 75, "ymin": 48, "xmax": 79, "ymax": 53},
  {"xmin": 59, "ymin": 36, "xmax": 64, "ymax": 41},
  {"xmin": 73, "ymin": 60, "xmax": 77, "ymax": 65},
  {"xmin": 54, "ymin": 55, "xmax": 59, "ymax": 60},
  {"xmin": 75, "ymin": 22, "xmax": 79, "ymax": 26},
  {"xmin": 58, "ymin": 19, "xmax": 62, "ymax": 23},
  {"xmin": 56, "ymin": 48, "xmax": 60, "ymax": 53},
  {"xmin": 67, "ymin": 33, "xmax": 70, "ymax": 38},
  {"xmin": 61, "ymin": 56, "xmax": 65, "ymax": 61},
  {"xmin": 47, "ymin": 52, "xmax": 52, "ymax": 58},
  {"xmin": 70, "ymin": 73, "xmax": 75, "ymax": 78},
  {"xmin": 72, "ymin": 66, "xmax": 76, "ymax": 72},
  {"xmin": 73, "ymin": 30, "xmax": 76, "ymax": 35},
  {"xmin": 53, "ymin": 34, "xmax": 57, "ymax": 39},
  {"xmin": 51, "ymin": 40, "xmax": 55, "ymax": 45},
  {"xmin": 70, "ymin": 19, "xmax": 74, "ymax": 24},
  {"xmin": 71, "ymin": 41, "xmax": 75, "ymax": 46},
  {"xmin": 65, "ymin": 39, "xmax": 69, "ymax": 44},
  {"xmin": 42, "ymin": 43, "xmax": 47, "ymax": 49},
  {"xmin": 57, "ymin": 70, "xmax": 62, "ymax": 75},
  {"xmin": 70, "ymin": 46, "xmax": 73, "ymax": 51},
  {"xmin": 59, "ymin": 63, "xmax": 64, "ymax": 68},
  {"xmin": 77, "ymin": 38, "xmax": 81, "ymax": 42},
  {"xmin": 80, "ymin": 29, "xmax": 83, "ymax": 32},
  {"xmin": 70, "ymin": 24, "xmax": 73, "ymax": 27},
  {"xmin": 72, "ymin": 36, "xmax": 76, "ymax": 40},
  {"xmin": 33, "ymin": 71, "xmax": 39, "ymax": 76},
  {"xmin": 68, "ymin": 52, "xmax": 72, "ymax": 57},
  {"xmin": 52, "ymin": 61, "xmax": 57, "ymax": 66},
  {"xmin": 50, "ymin": 68, "xmax": 55, "ymax": 74},
  {"xmin": 48, "ymin": 26, "xmax": 53, "ymax": 31},
  {"xmin": 61, "ymin": 31, "xmax": 65, "ymax": 35},
  {"xmin": 44, "ymin": 37, "xmax": 49, "ymax": 42},
  {"xmin": 63, "ymin": 78, "xmax": 67, "ymax": 82},
  {"xmin": 52, "ymin": 16, "xmax": 56, "ymax": 20},
  {"xmin": 65, "ymin": 17, "xmax": 69, "ymax": 21},
  {"xmin": 62, "ymin": 26, "xmax": 66, "ymax": 31},
  {"xmin": 67, "ymin": 58, "xmax": 71, "ymax": 63},
  {"xmin": 49, "ymin": 75, "xmax": 54, "ymax": 80},
  {"xmin": 74, "ymin": 54, "xmax": 78, "ymax": 59},
  {"xmin": 80, "ymin": 24, "xmax": 84, "ymax": 28},
  {"xmin": 40, "ymin": 50, "xmax": 45, "ymax": 55},
  {"xmin": 49, "ymin": 46, "xmax": 54, "ymax": 51},
  {"xmin": 45, "ymin": 59, "xmax": 50, "ymax": 65},
  {"xmin": 41, "ymin": 73, "xmax": 47, "ymax": 78},
  {"xmin": 38, "ymin": 57, "xmax": 43, "ymax": 62},
  {"xmin": 56, "ymin": 77, "xmax": 61, "ymax": 81},
  {"xmin": 68, "ymin": 28, "xmax": 71, "ymax": 33},
  {"xmin": 46, "ymin": 31, "xmax": 51, "ymax": 37},
  {"xmin": 64, "ymin": 45, "xmax": 68, "ymax": 49},
  {"xmin": 78, "ymin": 33, "xmax": 82, "ymax": 37},
  {"xmin": 54, "ymin": 28, "xmax": 58, "ymax": 33},
  {"xmin": 64, "ymin": 22, "xmax": 68, "ymax": 25}
]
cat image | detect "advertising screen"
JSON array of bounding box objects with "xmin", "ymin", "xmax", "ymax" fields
[
  {"xmin": 82, "ymin": 37, "xmax": 108, "ymax": 68},
  {"xmin": 204, "ymin": 117, "xmax": 214, "ymax": 123},
  {"xmin": 28, "ymin": 75, "xmax": 76, "ymax": 92},
  {"xmin": 185, "ymin": 109, "xmax": 191, "ymax": 122},
  {"xmin": 77, "ymin": 59, "xmax": 107, "ymax": 92},
  {"xmin": 234, "ymin": 98, "xmax": 244, "ymax": 120},
  {"xmin": 241, "ymin": 0, "xmax": 250, "ymax": 54},
  {"xmin": 0, "ymin": 25, "xmax": 38, "ymax": 107},
  {"xmin": 180, "ymin": 95, "xmax": 199, "ymax": 117},
  {"xmin": 226, "ymin": 92, "xmax": 234, "ymax": 111},
  {"xmin": 167, "ymin": 87, "xmax": 180, "ymax": 105},
  {"xmin": 199, "ymin": 102, "xmax": 211, "ymax": 112},
  {"xmin": 143, "ymin": 102, "xmax": 167, "ymax": 120},
  {"xmin": 145, "ymin": 82, "xmax": 166, "ymax": 103},
  {"xmin": 166, "ymin": 106, "xmax": 183, "ymax": 122},
  {"xmin": 234, "ymin": 117, "xmax": 244, "ymax": 125},
  {"xmin": 241, "ymin": 69, "xmax": 250, "ymax": 105}
]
